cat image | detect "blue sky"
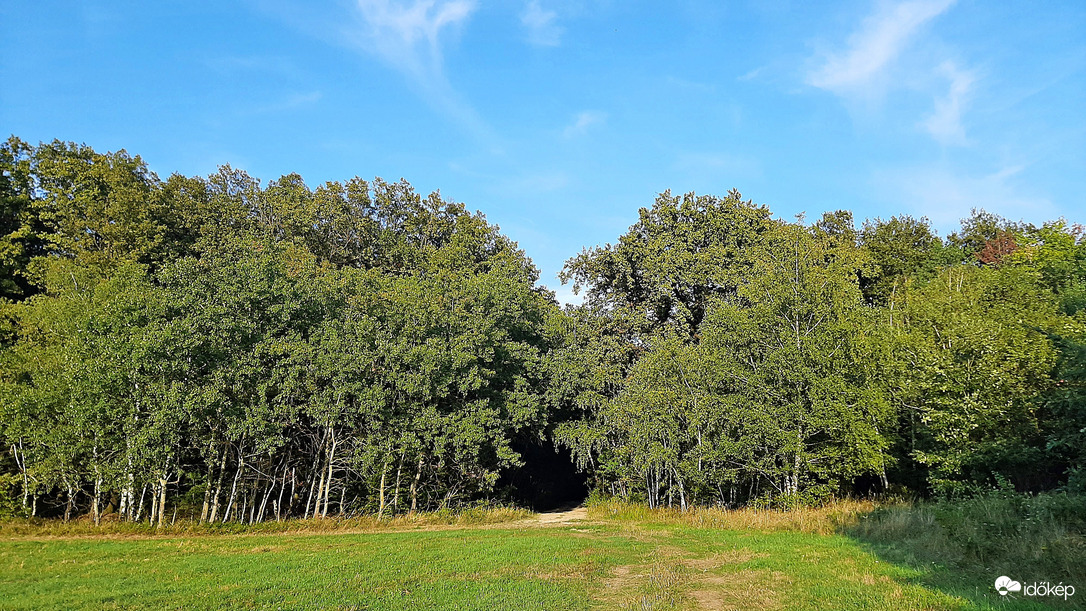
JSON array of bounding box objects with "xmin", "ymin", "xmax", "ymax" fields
[{"xmin": 2, "ymin": 1, "xmax": 1084, "ymax": 301}]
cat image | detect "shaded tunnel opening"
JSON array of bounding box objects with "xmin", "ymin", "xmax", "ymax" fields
[{"xmin": 502, "ymin": 438, "xmax": 588, "ymax": 512}]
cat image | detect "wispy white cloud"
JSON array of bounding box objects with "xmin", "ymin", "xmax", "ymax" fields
[
  {"xmin": 920, "ymin": 60, "xmax": 974, "ymax": 145},
  {"xmin": 737, "ymin": 66, "xmax": 765, "ymax": 82},
  {"xmin": 521, "ymin": 0, "xmax": 562, "ymax": 47},
  {"xmin": 351, "ymin": 0, "xmax": 475, "ymax": 82},
  {"xmin": 806, "ymin": 1, "xmax": 984, "ymax": 145},
  {"xmin": 807, "ymin": 0, "xmax": 956, "ymax": 94},
  {"xmin": 563, "ymin": 110, "xmax": 606, "ymax": 138},
  {"xmin": 340, "ymin": 1, "xmax": 498, "ymax": 145},
  {"xmin": 873, "ymin": 163, "xmax": 1057, "ymax": 228}
]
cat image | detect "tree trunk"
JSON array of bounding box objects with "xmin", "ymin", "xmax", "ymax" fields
[
  {"xmin": 409, "ymin": 454, "xmax": 424, "ymax": 513},
  {"xmin": 275, "ymin": 455, "xmax": 290, "ymax": 521},
  {"xmin": 119, "ymin": 476, "xmax": 129, "ymax": 521},
  {"xmin": 200, "ymin": 444, "xmax": 217, "ymax": 523},
  {"xmin": 249, "ymin": 482, "xmax": 258, "ymax": 524},
  {"xmin": 258, "ymin": 477, "xmax": 275, "ymax": 523},
  {"xmin": 667, "ymin": 468, "xmax": 673, "ymax": 509},
  {"xmin": 92, "ymin": 476, "xmax": 102, "ymax": 526},
  {"xmin": 645, "ymin": 470, "xmax": 654, "ymax": 509},
  {"xmin": 322, "ymin": 428, "xmax": 337, "ymax": 518},
  {"xmin": 13, "ymin": 441, "xmax": 30, "ymax": 511},
  {"xmin": 288, "ymin": 467, "xmax": 296, "ymax": 518},
  {"xmin": 304, "ymin": 461, "xmax": 319, "ymax": 519},
  {"xmin": 208, "ymin": 444, "xmax": 228, "ymax": 523},
  {"xmin": 222, "ymin": 442, "xmax": 245, "ymax": 523},
  {"xmin": 149, "ymin": 482, "xmax": 158, "ymax": 525},
  {"xmin": 304, "ymin": 431, "xmax": 327, "ymax": 519},
  {"xmin": 276, "ymin": 464, "xmax": 289, "ymax": 521},
  {"xmin": 391, "ymin": 453, "xmax": 404, "ymax": 511},
  {"xmin": 135, "ymin": 483, "xmax": 148, "ymax": 522},
  {"xmin": 64, "ymin": 480, "xmax": 76, "ymax": 522},
  {"xmin": 377, "ymin": 459, "xmax": 388, "ymax": 520},
  {"xmin": 157, "ymin": 477, "xmax": 167, "ymax": 529},
  {"xmin": 92, "ymin": 444, "xmax": 102, "ymax": 526},
  {"xmin": 674, "ymin": 468, "xmax": 687, "ymax": 512},
  {"xmin": 123, "ymin": 429, "xmax": 135, "ymax": 521},
  {"xmin": 312, "ymin": 451, "xmax": 327, "ymax": 520}
]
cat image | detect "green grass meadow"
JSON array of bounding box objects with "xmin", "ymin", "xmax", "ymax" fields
[{"xmin": 0, "ymin": 503, "xmax": 1079, "ymax": 610}]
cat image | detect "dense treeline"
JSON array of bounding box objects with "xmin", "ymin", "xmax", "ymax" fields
[
  {"xmin": 0, "ymin": 137, "xmax": 553, "ymax": 523},
  {"xmin": 1, "ymin": 136, "xmax": 1083, "ymax": 523},
  {"xmin": 554, "ymin": 193, "xmax": 1086, "ymax": 507}
]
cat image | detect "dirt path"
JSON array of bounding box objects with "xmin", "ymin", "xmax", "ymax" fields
[
  {"xmin": 535, "ymin": 506, "xmax": 588, "ymax": 525},
  {"xmin": 492, "ymin": 505, "xmax": 588, "ymax": 529}
]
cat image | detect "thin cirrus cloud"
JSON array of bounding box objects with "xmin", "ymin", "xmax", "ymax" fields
[
  {"xmin": 807, "ymin": 0, "xmax": 977, "ymax": 146},
  {"xmin": 920, "ymin": 61, "xmax": 975, "ymax": 145},
  {"xmin": 563, "ymin": 111, "xmax": 606, "ymax": 138},
  {"xmin": 521, "ymin": 0, "xmax": 562, "ymax": 47},
  {"xmin": 351, "ymin": 0, "xmax": 475, "ymax": 83},
  {"xmin": 807, "ymin": 0, "xmax": 957, "ymax": 93},
  {"xmin": 344, "ymin": 0, "xmax": 498, "ymax": 145}
]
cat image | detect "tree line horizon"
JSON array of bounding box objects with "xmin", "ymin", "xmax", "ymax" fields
[{"xmin": 1, "ymin": 136, "xmax": 1083, "ymax": 524}]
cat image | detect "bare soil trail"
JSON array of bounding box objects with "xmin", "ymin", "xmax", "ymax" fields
[{"xmin": 535, "ymin": 505, "xmax": 588, "ymax": 525}]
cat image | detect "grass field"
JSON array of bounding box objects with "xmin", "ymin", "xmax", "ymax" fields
[{"xmin": 0, "ymin": 501, "xmax": 1078, "ymax": 610}]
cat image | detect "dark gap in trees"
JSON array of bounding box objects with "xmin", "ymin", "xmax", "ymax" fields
[{"xmin": 501, "ymin": 438, "xmax": 588, "ymax": 512}]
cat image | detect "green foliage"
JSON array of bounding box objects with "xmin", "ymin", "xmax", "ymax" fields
[
  {"xmin": 0, "ymin": 137, "xmax": 40, "ymax": 302},
  {"xmin": 850, "ymin": 491, "xmax": 1086, "ymax": 585},
  {"xmin": 561, "ymin": 189, "xmax": 773, "ymax": 335},
  {"xmin": 548, "ymin": 184, "xmax": 1085, "ymax": 509},
  {"xmin": 0, "ymin": 473, "xmax": 25, "ymax": 518},
  {"xmin": 3, "ymin": 135, "xmax": 1084, "ymax": 526},
  {"xmin": 0, "ymin": 139, "xmax": 554, "ymax": 522},
  {"xmin": 1044, "ymin": 331, "xmax": 1086, "ymax": 488},
  {"xmin": 858, "ymin": 215, "xmax": 957, "ymax": 305},
  {"xmin": 883, "ymin": 265, "xmax": 1064, "ymax": 493},
  {"xmin": 699, "ymin": 224, "xmax": 892, "ymax": 500},
  {"xmin": 553, "ymin": 213, "xmax": 894, "ymax": 507}
]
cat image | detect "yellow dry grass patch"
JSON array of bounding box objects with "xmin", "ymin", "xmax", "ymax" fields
[
  {"xmin": 595, "ymin": 541, "xmax": 783, "ymax": 610},
  {"xmin": 597, "ymin": 549, "xmax": 690, "ymax": 610},
  {"xmin": 589, "ymin": 498, "xmax": 875, "ymax": 534},
  {"xmin": 687, "ymin": 569, "xmax": 790, "ymax": 611},
  {"xmin": 682, "ymin": 549, "xmax": 767, "ymax": 570}
]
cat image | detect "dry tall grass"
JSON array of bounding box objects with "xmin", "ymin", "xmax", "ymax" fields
[
  {"xmin": 0, "ymin": 505, "xmax": 532, "ymax": 538},
  {"xmin": 588, "ymin": 497, "xmax": 876, "ymax": 534}
]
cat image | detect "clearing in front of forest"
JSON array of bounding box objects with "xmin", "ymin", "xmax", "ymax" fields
[{"xmin": 0, "ymin": 501, "xmax": 1072, "ymax": 610}]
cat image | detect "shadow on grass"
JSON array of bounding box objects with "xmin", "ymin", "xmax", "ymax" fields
[{"xmin": 842, "ymin": 494, "xmax": 1085, "ymax": 610}]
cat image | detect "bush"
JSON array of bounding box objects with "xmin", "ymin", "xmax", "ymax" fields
[
  {"xmin": 0, "ymin": 474, "xmax": 26, "ymax": 519},
  {"xmin": 848, "ymin": 491, "xmax": 1086, "ymax": 583}
]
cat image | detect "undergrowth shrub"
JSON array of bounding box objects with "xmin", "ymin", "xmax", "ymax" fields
[
  {"xmin": 848, "ymin": 491, "xmax": 1086, "ymax": 583},
  {"xmin": 0, "ymin": 474, "xmax": 26, "ymax": 519}
]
